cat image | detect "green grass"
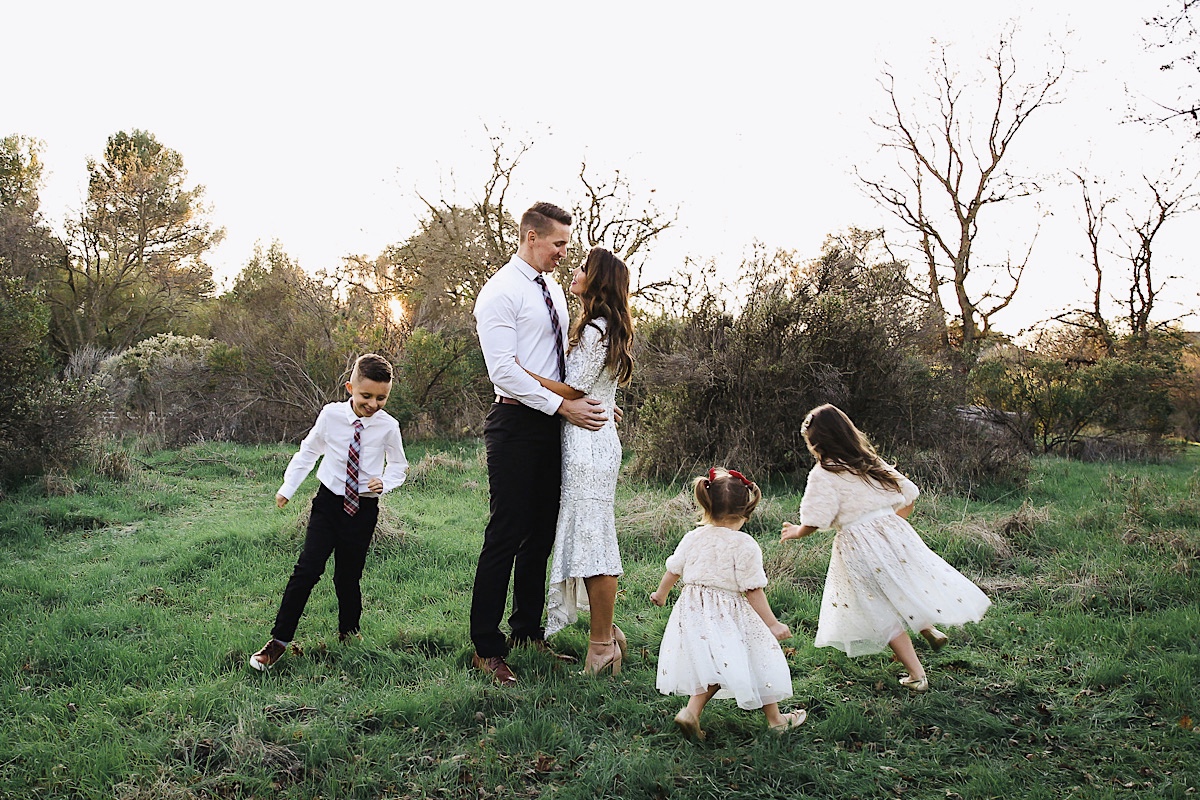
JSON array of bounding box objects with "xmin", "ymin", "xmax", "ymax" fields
[{"xmin": 2, "ymin": 441, "xmax": 1199, "ymax": 799}]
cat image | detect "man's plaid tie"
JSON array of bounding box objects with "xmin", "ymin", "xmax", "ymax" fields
[
  {"xmin": 534, "ymin": 274, "xmax": 566, "ymax": 380},
  {"xmin": 344, "ymin": 418, "xmax": 364, "ymax": 516}
]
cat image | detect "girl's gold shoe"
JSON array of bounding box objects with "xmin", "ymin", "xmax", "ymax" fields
[
  {"xmin": 899, "ymin": 673, "xmax": 930, "ymax": 693},
  {"xmin": 920, "ymin": 627, "xmax": 948, "ymax": 650},
  {"xmin": 674, "ymin": 708, "xmax": 705, "ymax": 741}
]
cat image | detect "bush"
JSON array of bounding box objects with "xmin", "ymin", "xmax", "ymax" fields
[
  {"xmin": 0, "ymin": 275, "xmax": 107, "ymax": 486},
  {"xmin": 98, "ymin": 334, "xmax": 253, "ymax": 446},
  {"xmin": 392, "ymin": 327, "xmax": 490, "ymax": 439},
  {"xmin": 0, "ymin": 378, "xmax": 109, "ymax": 487},
  {"xmin": 969, "ymin": 336, "xmax": 1180, "ymax": 457},
  {"xmin": 1169, "ymin": 345, "xmax": 1200, "ymax": 443},
  {"xmin": 625, "ymin": 235, "xmax": 1028, "ymax": 492}
]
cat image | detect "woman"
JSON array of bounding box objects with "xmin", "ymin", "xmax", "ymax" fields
[{"xmin": 524, "ymin": 246, "xmax": 635, "ymax": 675}]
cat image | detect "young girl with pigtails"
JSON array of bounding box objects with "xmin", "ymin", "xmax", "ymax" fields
[{"xmin": 651, "ymin": 468, "xmax": 807, "ymax": 740}]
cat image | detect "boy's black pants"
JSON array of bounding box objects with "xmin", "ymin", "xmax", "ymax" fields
[{"xmin": 272, "ymin": 483, "xmax": 379, "ymax": 642}]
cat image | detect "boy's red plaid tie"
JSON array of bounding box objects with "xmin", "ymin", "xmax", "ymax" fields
[
  {"xmin": 344, "ymin": 419, "xmax": 364, "ymax": 516},
  {"xmin": 534, "ymin": 275, "xmax": 566, "ymax": 380}
]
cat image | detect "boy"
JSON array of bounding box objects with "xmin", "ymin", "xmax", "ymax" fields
[{"xmin": 249, "ymin": 353, "xmax": 408, "ymax": 671}]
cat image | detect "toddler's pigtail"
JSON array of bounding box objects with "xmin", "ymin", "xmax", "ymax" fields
[
  {"xmin": 693, "ymin": 473, "xmax": 716, "ymax": 522},
  {"xmin": 696, "ymin": 467, "xmax": 760, "ymax": 525}
]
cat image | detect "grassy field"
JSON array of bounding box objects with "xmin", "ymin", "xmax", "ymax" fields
[{"xmin": 1, "ymin": 440, "xmax": 1198, "ymax": 799}]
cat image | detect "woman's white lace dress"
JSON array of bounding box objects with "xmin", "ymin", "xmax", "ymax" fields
[
  {"xmin": 800, "ymin": 463, "xmax": 991, "ymax": 657},
  {"xmin": 545, "ymin": 319, "xmax": 623, "ymax": 636},
  {"xmin": 655, "ymin": 525, "xmax": 793, "ymax": 710}
]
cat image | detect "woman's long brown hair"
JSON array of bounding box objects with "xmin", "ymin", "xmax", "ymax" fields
[
  {"xmin": 570, "ymin": 247, "xmax": 635, "ymax": 385},
  {"xmin": 801, "ymin": 404, "xmax": 901, "ymax": 492}
]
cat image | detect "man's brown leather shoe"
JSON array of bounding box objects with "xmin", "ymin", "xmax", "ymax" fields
[{"xmin": 472, "ymin": 653, "xmax": 517, "ymax": 686}]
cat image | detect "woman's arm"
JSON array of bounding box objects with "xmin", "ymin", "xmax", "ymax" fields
[{"xmin": 522, "ymin": 366, "xmax": 585, "ymax": 400}]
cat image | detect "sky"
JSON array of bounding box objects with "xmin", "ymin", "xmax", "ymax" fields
[{"xmin": 7, "ymin": 1, "xmax": 1198, "ymax": 334}]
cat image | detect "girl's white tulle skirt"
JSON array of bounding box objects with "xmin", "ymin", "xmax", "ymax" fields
[
  {"xmin": 656, "ymin": 584, "xmax": 793, "ymax": 710},
  {"xmin": 816, "ymin": 515, "xmax": 991, "ymax": 657}
]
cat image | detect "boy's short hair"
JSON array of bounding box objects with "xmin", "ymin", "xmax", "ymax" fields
[
  {"xmin": 351, "ymin": 353, "xmax": 393, "ymax": 384},
  {"xmin": 519, "ymin": 202, "xmax": 572, "ymax": 239}
]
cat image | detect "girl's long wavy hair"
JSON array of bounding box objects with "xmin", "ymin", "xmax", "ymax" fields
[
  {"xmin": 801, "ymin": 404, "xmax": 901, "ymax": 492},
  {"xmin": 570, "ymin": 247, "xmax": 634, "ymax": 385}
]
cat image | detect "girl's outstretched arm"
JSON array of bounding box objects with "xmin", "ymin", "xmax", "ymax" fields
[
  {"xmin": 781, "ymin": 522, "xmax": 818, "ymax": 541},
  {"xmin": 896, "ymin": 502, "xmax": 914, "ymax": 519},
  {"xmin": 745, "ymin": 588, "xmax": 791, "ymax": 641},
  {"xmin": 650, "ymin": 571, "xmax": 680, "ymax": 606}
]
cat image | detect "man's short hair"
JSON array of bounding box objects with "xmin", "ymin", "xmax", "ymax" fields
[
  {"xmin": 352, "ymin": 353, "xmax": 393, "ymax": 384},
  {"xmin": 520, "ymin": 202, "xmax": 572, "ymax": 239}
]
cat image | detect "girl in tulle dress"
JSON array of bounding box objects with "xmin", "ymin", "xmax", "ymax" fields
[
  {"xmin": 651, "ymin": 468, "xmax": 807, "ymax": 740},
  {"xmin": 781, "ymin": 404, "xmax": 991, "ymax": 693}
]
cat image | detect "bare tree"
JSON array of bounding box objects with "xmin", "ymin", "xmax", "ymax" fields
[
  {"xmin": 1061, "ymin": 171, "xmax": 1118, "ymax": 354},
  {"xmin": 571, "ymin": 163, "xmax": 677, "ymax": 302},
  {"xmin": 348, "ymin": 132, "xmax": 677, "ymax": 328},
  {"xmin": 859, "ymin": 33, "xmax": 1064, "ymax": 351},
  {"xmin": 1142, "ymin": 0, "xmax": 1200, "ymax": 133},
  {"xmin": 1058, "ymin": 165, "xmax": 1198, "ymax": 349},
  {"xmin": 1122, "ymin": 169, "xmax": 1198, "ymax": 343}
]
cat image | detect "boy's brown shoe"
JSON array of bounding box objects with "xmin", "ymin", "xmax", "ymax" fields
[
  {"xmin": 472, "ymin": 653, "xmax": 517, "ymax": 686},
  {"xmin": 249, "ymin": 639, "xmax": 287, "ymax": 671}
]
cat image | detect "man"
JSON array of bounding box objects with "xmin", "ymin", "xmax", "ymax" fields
[{"xmin": 470, "ymin": 201, "xmax": 606, "ymax": 685}]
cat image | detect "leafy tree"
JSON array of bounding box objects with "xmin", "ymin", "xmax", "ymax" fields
[
  {"xmin": 0, "ymin": 275, "xmax": 104, "ymax": 485},
  {"xmin": 203, "ymin": 242, "xmax": 407, "ymax": 442},
  {"xmin": 51, "ymin": 130, "xmax": 223, "ymax": 353},
  {"xmin": 0, "ymin": 134, "xmax": 65, "ymax": 286}
]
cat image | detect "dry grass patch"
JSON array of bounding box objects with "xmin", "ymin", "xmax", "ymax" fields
[
  {"xmin": 617, "ymin": 489, "xmax": 696, "ymax": 546},
  {"xmin": 406, "ymin": 450, "xmax": 474, "ymax": 483}
]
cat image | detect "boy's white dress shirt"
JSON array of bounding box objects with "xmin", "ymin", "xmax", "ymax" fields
[{"xmin": 277, "ymin": 400, "xmax": 408, "ymax": 501}]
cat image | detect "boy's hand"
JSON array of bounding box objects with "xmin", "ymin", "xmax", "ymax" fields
[
  {"xmin": 769, "ymin": 621, "xmax": 792, "ymax": 641},
  {"xmin": 366, "ymin": 476, "xmax": 384, "ymax": 493},
  {"xmin": 649, "ymin": 590, "xmax": 666, "ymax": 607},
  {"xmin": 276, "ymin": 494, "xmax": 289, "ymax": 509}
]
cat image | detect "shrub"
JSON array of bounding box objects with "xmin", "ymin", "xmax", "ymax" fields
[
  {"xmin": 625, "ymin": 235, "xmax": 1025, "ymax": 492},
  {"xmin": 0, "ymin": 276, "xmax": 107, "ymax": 486},
  {"xmin": 1168, "ymin": 346, "xmax": 1200, "ymax": 443},
  {"xmin": 98, "ymin": 334, "xmax": 253, "ymax": 446},
  {"xmin": 969, "ymin": 337, "xmax": 1179, "ymax": 457},
  {"xmin": 392, "ymin": 327, "xmax": 490, "ymax": 439}
]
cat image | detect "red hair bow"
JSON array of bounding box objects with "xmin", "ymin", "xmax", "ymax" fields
[{"xmin": 707, "ymin": 467, "xmax": 753, "ymax": 488}]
